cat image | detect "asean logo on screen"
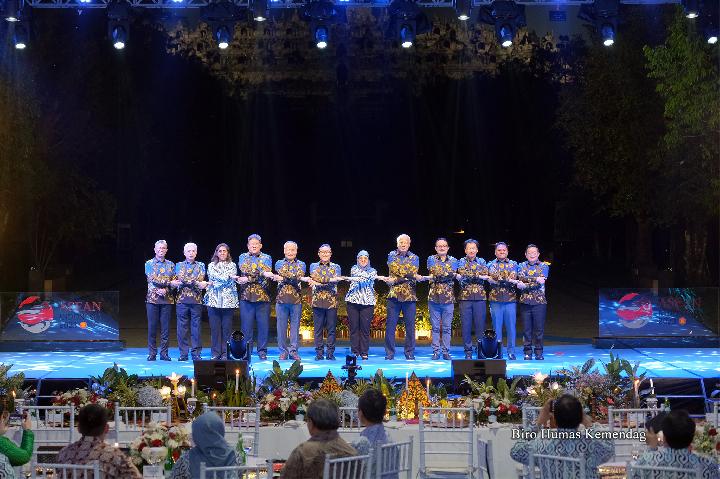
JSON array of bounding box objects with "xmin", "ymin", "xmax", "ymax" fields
[
  {"xmin": 15, "ymin": 296, "xmax": 54, "ymax": 334},
  {"xmin": 616, "ymin": 292, "xmax": 652, "ymax": 329}
]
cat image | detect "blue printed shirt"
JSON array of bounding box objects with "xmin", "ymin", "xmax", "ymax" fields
[
  {"xmin": 631, "ymin": 448, "xmax": 720, "ymax": 479},
  {"xmin": 204, "ymin": 261, "xmax": 239, "ymax": 309},
  {"xmin": 427, "ymin": 255, "xmax": 458, "ymax": 304},
  {"xmin": 309, "ymin": 262, "xmax": 342, "ymax": 309},
  {"xmin": 457, "ymin": 256, "xmax": 489, "ymax": 301},
  {"xmin": 237, "ymin": 253, "xmax": 273, "ymax": 302},
  {"xmin": 145, "ymin": 258, "xmax": 175, "ymax": 305},
  {"xmin": 275, "ymin": 258, "xmax": 307, "ymax": 305},
  {"xmin": 174, "ymin": 260, "xmax": 206, "ymax": 305},
  {"xmin": 517, "ymin": 261, "xmax": 550, "ymax": 305},
  {"xmin": 487, "ymin": 258, "xmax": 519, "ymax": 303},
  {"xmin": 345, "ymin": 265, "xmax": 377, "ymax": 306},
  {"xmin": 387, "ymin": 250, "xmax": 420, "ymax": 302}
]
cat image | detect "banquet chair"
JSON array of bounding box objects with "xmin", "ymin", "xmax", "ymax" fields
[
  {"xmin": 323, "ymin": 453, "xmax": 371, "ymax": 479},
  {"xmin": 113, "ymin": 403, "xmax": 172, "ymax": 447},
  {"xmin": 23, "ymin": 405, "xmax": 76, "ymax": 450},
  {"xmin": 418, "ymin": 406, "xmax": 475, "ymax": 479},
  {"xmin": 608, "ymin": 406, "xmax": 665, "ymax": 461},
  {"xmin": 29, "ymin": 460, "xmax": 100, "ymax": 479},
  {"xmin": 339, "ymin": 407, "xmax": 362, "ymax": 434},
  {"xmin": 626, "ymin": 462, "xmax": 702, "ymax": 479},
  {"xmin": 528, "ymin": 452, "xmax": 586, "ymax": 479},
  {"xmin": 199, "ymin": 462, "xmax": 266, "ymax": 479},
  {"xmin": 476, "ymin": 437, "xmax": 493, "ymax": 479},
  {"xmin": 707, "ymin": 400, "xmax": 720, "ymax": 426},
  {"xmin": 375, "ymin": 437, "xmax": 413, "ymax": 479},
  {"xmin": 521, "ymin": 406, "xmax": 542, "ymax": 429},
  {"xmin": 203, "ymin": 404, "xmax": 261, "ymax": 456}
]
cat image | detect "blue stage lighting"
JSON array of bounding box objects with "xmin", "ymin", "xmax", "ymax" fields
[
  {"xmin": 4, "ymin": 0, "xmax": 19, "ymax": 22},
  {"xmin": 215, "ymin": 25, "xmax": 231, "ymax": 49},
  {"xmin": 400, "ymin": 24, "xmax": 414, "ymax": 48},
  {"xmin": 682, "ymin": 0, "xmax": 699, "ymax": 18},
  {"xmin": 252, "ymin": 0, "xmax": 267, "ymax": 21},
  {"xmin": 227, "ymin": 330, "xmax": 252, "ymax": 361},
  {"xmin": 315, "ymin": 25, "xmax": 328, "ymax": 49},
  {"xmin": 706, "ymin": 26, "xmax": 719, "ymax": 44},
  {"xmin": 456, "ymin": 0, "xmax": 471, "ymax": 21},
  {"xmin": 14, "ymin": 23, "xmax": 28, "ymax": 49},
  {"xmin": 111, "ymin": 25, "xmax": 126, "ymax": 49},
  {"xmin": 498, "ymin": 23, "xmax": 513, "ymax": 47},
  {"xmin": 601, "ymin": 23, "xmax": 614, "ymax": 46}
]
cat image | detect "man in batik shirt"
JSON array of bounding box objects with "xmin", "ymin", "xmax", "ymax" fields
[
  {"xmin": 486, "ymin": 242, "xmax": 519, "ymax": 360},
  {"xmin": 456, "ymin": 239, "xmax": 490, "ymax": 359},
  {"xmin": 236, "ymin": 234, "xmax": 273, "ymax": 360},
  {"xmin": 271, "ymin": 241, "xmax": 306, "ymax": 361},
  {"xmin": 171, "ymin": 242, "xmax": 207, "ymax": 361},
  {"xmin": 426, "ymin": 237, "xmax": 458, "ymax": 360},
  {"xmin": 381, "ymin": 234, "xmax": 424, "ymax": 360},
  {"xmin": 144, "ymin": 240, "xmax": 174, "ymax": 361},
  {"xmin": 516, "ymin": 244, "xmax": 549, "ymax": 360},
  {"xmin": 307, "ymin": 244, "xmax": 342, "ymax": 361}
]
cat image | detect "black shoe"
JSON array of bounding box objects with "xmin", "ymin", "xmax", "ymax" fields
[
  {"xmin": 178, "ymin": 357, "xmax": 189, "ymax": 362},
  {"xmin": 465, "ymin": 352, "xmax": 473, "ymax": 359},
  {"xmin": 258, "ymin": 353, "xmax": 267, "ymax": 360},
  {"xmin": 361, "ymin": 354, "xmax": 368, "ymax": 360},
  {"xmin": 442, "ymin": 353, "xmax": 452, "ymax": 360},
  {"xmin": 432, "ymin": 352, "xmax": 440, "ymax": 360},
  {"xmin": 160, "ymin": 356, "xmax": 172, "ymax": 361},
  {"xmin": 535, "ymin": 355, "xmax": 545, "ymax": 360},
  {"xmin": 315, "ymin": 354, "xmax": 324, "ymax": 361},
  {"xmin": 327, "ymin": 354, "xmax": 336, "ymax": 361},
  {"xmin": 385, "ymin": 356, "xmax": 394, "ymax": 360},
  {"xmin": 524, "ymin": 354, "xmax": 532, "ymax": 361},
  {"xmin": 147, "ymin": 355, "xmax": 156, "ymax": 361},
  {"xmin": 405, "ymin": 354, "xmax": 415, "ymax": 360},
  {"xmin": 508, "ymin": 353, "xmax": 517, "ymax": 360}
]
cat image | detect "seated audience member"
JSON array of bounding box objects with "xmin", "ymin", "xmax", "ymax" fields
[
  {"xmin": 170, "ymin": 412, "xmax": 238, "ymax": 479},
  {"xmin": 353, "ymin": 389, "xmax": 392, "ymax": 454},
  {"xmin": 0, "ymin": 397, "xmax": 34, "ymax": 478},
  {"xmin": 630, "ymin": 410, "xmax": 719, "ymax": 479},
  {"xmin": 58, "ymin": 404, "xmax": 141, "ymax": 479},
  {"xmin": 282, "ymin": 399, "xmax": 357, "ymax": 479},
  {"xmin": 510, "ymin": 395, "xmax": 614, "ymax": 479}
]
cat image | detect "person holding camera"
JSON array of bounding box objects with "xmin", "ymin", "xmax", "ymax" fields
[{"xmin": 0, "ymin": 397, "xmax": 34, "ymax": 477}]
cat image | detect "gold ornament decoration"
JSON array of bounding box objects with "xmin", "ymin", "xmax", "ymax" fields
[
  {"xmin": 318, "ymin": 370, "xmax": 343, "ymax": 395},
  {"xmin": 396, "ymin": 372, "xmax": 430, "ymax": 420}
]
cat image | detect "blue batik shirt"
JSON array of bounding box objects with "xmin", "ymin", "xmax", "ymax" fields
[
  {"xmin": 345, "ymin": 265, "xmax": 377, "ymax": 306},
  {"xmin": 387, "ymin": 250, "xmax": 420, "ymax": 302},
  {"xmin": 275, "ymin": 258, "xmax": 307, "ymax": 305},
  {"xmin": 631, "ymin": 448, "xmax": 720, "ymax": 479},
  {"xmin": 145, "ymin": 257, "xmax": 175, "ymax": 305},
  {"xmin": 427, "ymin": 255, "xmax": 458, "ymax": 304},
  {"xmin": 457, "ymin": 256, "xmax": 489, "ymax": 301},
  {"xmin": 174, "ymin": 261, "xmax": 206, "ymax": 305},
  {"xmin": 204, "ymin": 261, "xmax": 239, "ymax": 309},
  {"xmin": 309, "ymin": 262, "xmax": 342, "ymax": 309},
  {"xmin": 487, "ymin": 258, "xmax": 519, "ymax": 303},
  {"xmin": 517, "ymin": 261, "xmax": 550, "ymax": 305},
  {"xmin": 237, "ymin": 252, "xmax": 273, "ymax": 302}
]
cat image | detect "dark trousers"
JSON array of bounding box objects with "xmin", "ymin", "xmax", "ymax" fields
[
  {"xmin": 176, "ymin": 303, "xmax": 202, "ymax": 359},
  {"xmin": 207, "ymin": 307, "xmax": 235, "ymax": 359},
  {"xmin": 276, "ymin": 303, "xmax": 301, "ymax": 355},
  {"xmin": 313, "ymin": 307, "xmax": 337, "ymax": 355},
  {"xmin": 347, "ymin": 302, "xmax": 374, "ymax": 356},
  {"xmin": 146, "ymin": 303, "xmax": 171, "ymax": 358},
  {"xmin": 385, "ymin": 299, "xmax": 416, "ymax": 358},
  {"xmin": 520, "ymin": 303, "xmax": 547, "ymax": 356},
  {"xmin": 459, "ymin": 300, "xmax": 487, "ymax": 353},
  {"xmin": 240, "ymin": 300, "xmax": 270, "ymax": 355}
]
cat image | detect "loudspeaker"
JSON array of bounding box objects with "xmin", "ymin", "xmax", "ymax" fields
[
  {"xmin": 451, "ymin": 359, "xmax": 507, "ymax": 395},
  {"xmin": 193, "ymin": 360, "xmax": 249, "ymax": 390}
]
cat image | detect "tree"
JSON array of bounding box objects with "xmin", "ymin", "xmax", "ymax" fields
[{"xmin": 644, "ymin": 8, "xmax": 720, "ymax": 285}]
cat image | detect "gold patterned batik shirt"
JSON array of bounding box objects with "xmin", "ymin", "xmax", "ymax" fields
[
  {"xmin": 427, "ymin": 255, "xmax": 458, "ymax": 304},
  {"xmin": 310, "ymin": 261, "xmax": 342, "ymax": 309},
  {"xmin": 174, "ymin": 260, "xmax": 206, "ymax": 304},
  {"xmin": 237, "ymin": 252, "xmax": 273, "ymax": 302},
  {"xmin": 144, "ymin": 258, "xmax": 175, "ymax": 305},
  {"xmin": 275, "ymin": 258, "xmax": 307, "ymax": 305},
  {"xmin": 457, "ymin": 256, "xmax": 489, "ymax": 301},
  {"xmin": 387, "ymin": 250, "xmax": 420, "ymax": 302},
  {"xmin": 517, "ymin": 261, "xmax": 549, "ymax": 305},
  {"xmin": 486, "ymin": 258, "xmax": 519, "ymax": 303}
]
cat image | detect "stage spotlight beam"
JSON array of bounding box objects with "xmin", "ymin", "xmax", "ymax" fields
[
  {"xmin": 315, "ymin": 25, "xmax": 328, "ymax": 48},
  {"xmin": 400, "ymin": 23, "xmax": 414, "ymax": 48},
  {"xmin": 682, "ymin": 0, "xmax": 699, "ymax": 18},
  {"xmin": 112, "ymin": 25, "xmax": 126, "ymax": 49},
  {"xmin": 498, "ymin": 23, "xmax": 513, "ymax": 47},
  {"xmin": 4, "ymin": 0, "xmax": 19, "ymax": 22},
  {"xmin": 601, "ymin": 23, "xmax": 614, "ymax": 46},
  {"xmin": 252, "ymin": 0, "xmax": 268, "ymax": 21},
  {"xmin": 13, "ymin": 23, "xmax": 28, "ymax": 49},
  {"xmin": 215, "ymin": 25, "xmax": 231, "ymax": 49},
  {"xmin": 455, "ymin": 0, "xmax": 471, "ymax": 21}
]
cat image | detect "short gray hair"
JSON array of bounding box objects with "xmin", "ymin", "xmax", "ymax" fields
[
  {"xmin": 155, "ymin": 240, "xmax": 167, "ymax": 248},
  {"xmin": 284, "ymin": 241, "xmax": 298, "ymax": 249},
  {"xmin": 247, "ymin": 234, "xmax": 262, "ymax": 243},
  {"xmin": 396, "ymin": 234, "xmax": 411, "ymax": 245},
  {"xmin": 306, "ymin": 399, "xmax": 340, "ymax": 430},
  {"xmin": 184, "ymin": 242, "xmax": 197, "ymax": 252}
]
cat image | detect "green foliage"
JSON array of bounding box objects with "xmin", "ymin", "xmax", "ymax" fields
[
  {"xmin": 264, "ymin": 360, "xmax": 303, "ymax": 390},
  {"xmin": 312, "ymin": 390, "xmax": 342, "ymax": 407},
  {"xmin": 348, "ymin": 380, "xmax": 374, "ymax": 396},
  {"xmin": 220, "ymin": 377, "xmax": 255, "ymax": 407},
  {"xmin": 0, "ymin": 364, "xmax": 25, "ymax": 396}
]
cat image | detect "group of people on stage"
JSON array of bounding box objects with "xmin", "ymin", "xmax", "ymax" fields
[{"xmin": 144, "ymin": 233, "xmax": 549, "ymax": 362}]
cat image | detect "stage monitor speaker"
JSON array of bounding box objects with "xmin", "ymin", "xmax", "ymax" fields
[
  {"xmin": 452, "ymin": 359, "xmax": 507, "ymax": 395},
  {"xmin": 193, "ymin": 360, "xmax": 249, "ymax": 390}
]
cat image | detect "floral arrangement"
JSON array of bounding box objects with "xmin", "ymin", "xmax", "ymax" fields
[
  {"xmin": 396, "ymin": 372, "xmax": 430, "ymax": 420},
  {"xmin": 129, "ymin": 422, "xmax": 191, "ymax": 469},
  {"xmin": 464, "ymin": 376, "xmax": 522, "ymax": 423},
  {"xmin": 692, "ymin": 424, "xmax": 719, "ymax": 460},
  {"xmin": 137, "ymin": 385, "xmax": 165, "ymax": 407},
  {"xmin": 259, "ymin": 387, "xmax": 312, "ymax": 421},
  {"xmin": 522, "ymin": 372, "xmax": 565, "ymax": 407},
  {"xmin": 52, "ymin": 388, "xmax": 111, "ymax": 413},
  {"xmin": 318, "ymin": 371, "xmax": 343, "ymax": 395}
]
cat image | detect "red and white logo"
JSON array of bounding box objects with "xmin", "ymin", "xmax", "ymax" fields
[
  {"xmin": 616, "ymin": 292, "xmax": 652, "ymax": 329},
  {"xmin": 16, "ymin": 296, "xmax": 54, "ymax": 334}
]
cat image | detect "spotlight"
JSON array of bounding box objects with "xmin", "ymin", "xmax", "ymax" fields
[
  {"xmin": 13, "ymin": 23, "xmax": 28, "ymax": 49},
  {"xmin": 601, "ymin": 23, "xmax": 614, "ymax": 46},
  {"xmin": 477, "ymin": 329, "xmax": 502, "ymax": 359},
  {"xmin": 227, "ymin": 330, "xmax": 252, "ymax": 361},
  {"xmin": 388, "ymin": 0, "xmax": 429, "ymax": 49},
  {"xmin": 400, "ymin": 23, "xmax": 414, "ymax": 48},
  {"xmin": 111, "ymin": 25, "xmax": 126, "ymax": 49},
  {"xmin": 708, "ymin": 33, "xmax": 718, "ymax": 44},
  {"xmin": 252, "ymin": 0, "xmax": 267, "ymax": 21},
  {"xmin": 497, "ymin": 23, "xmax": 513, "ymax": 47},
  {"xmin": 4, "ymin": 0, "xmax": 19, "ymax": 22},
  {"xmin": 479, "ymin": 1, "xmax": 526, "ymax": 48},
  {"xmin": 315, "ymin": 25, "xmax": 328, "ymax": 48},
  {"xmin": 682, "ymin": 0, "xmax": 699, "ymax": 18},
  {"xmin": 215, "ymin": 25, "xmax": 231, "ymax": 49},
  {"xmin": 455, "ymin": 0, "xmax": 471, "ymax": 21},
  {"xmin": 107, "ymin": 1, "xmax": 129, "ymax": 50},
  {"xmin": 578, "ymin": 0, "xmax": 618, "ymax": 47}
]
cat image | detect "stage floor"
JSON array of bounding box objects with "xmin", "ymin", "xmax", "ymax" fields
[{"xmin": 3, "ymin": 344, "xmax": 719, "ymax": 381}]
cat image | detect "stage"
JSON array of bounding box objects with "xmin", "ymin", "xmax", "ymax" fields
[{"xmin": 3, "ymin": 344, "xmax": 719, "ymax": 382}]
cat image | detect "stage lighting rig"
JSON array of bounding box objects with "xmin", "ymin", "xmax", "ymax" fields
[
  {"xmin": 387, "ymin": 0, "xmax": 429, "ymax": 49},
  {"xmin": 682, "ymin": 0, "xmax": 699, "ymax": 18},
  {"xmin": 578, "ymin": 0, "xmax": 619, "ymax": 47},
  {"xmin": 13, "ymin": 21, "xmax": 28, "ymax": 48},
  {"xmin": 341, "ymin": 354, "xmax": 361, "ymax": 386},
  {"xmin": 107, "ymin": 0, "xmax": 129, "ymax": 49},
  {"xmin": 478, "ymin": 1, "xmax": 526, "ymax": 48},
  {"xmin": 252, "ymin": 0, "xmax": 267, "ymax": 21},
  {"xmin": 455, "ymin": 0, "xmax": 471, "ymax": 21},
  {"xmin": 303, "ymin": 0, "xmax": 343, "ymax": 50},
  {"xmin": 3, "ymin": 0, "xmax": 19, "ymax": 21},
  {"xmin": 202, "ymin": 1, "xmax": 240, "ymax": 50},
  {"xmin": 227, "ymin": 330, "xmax": 253, "ymax": 361}
]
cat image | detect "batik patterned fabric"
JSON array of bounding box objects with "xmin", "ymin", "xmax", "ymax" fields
[
  {"xmin": 517, "ymin": 261, "xmax": 550, "ymax": 305},
  {"xmin": 174, "ymin": 261, "xmax": 206, "ymax": 304},
  {"xmin": 457, "ymin": 256, "xmax": 489, "ymax": 301},
  {"xmin": 237, "ymin": 253, "xmax": 273, "ymax": 302},
  {"xmin": 204, "ymin": 261, "xmax": 239, "ymax": 308},
  {"xmin": 427, "ymin": 255, "xmax": 458, "ymax": 304},
  {"xmin": 630, "ymin": 448, "xmax": 720, "ymax": 479},
  {"xmin": 486, "ymin": 258, "xmax": 519, "ymax": 302},
  {"xmin": 309, "ymin": 262, "xmax": 342, "ymax": 309},
  {"xmin": 0, "ymin": 454, "xmax": 12, "ymax": 479},
  {"xmin": 275, "ymin": 258, "xmax": 307, "ymax": 305},
  {"xmin": 57, "ymin": 436, "xmax": 142, "ymax": 479},
  {"xmin": 387, "ymin": 250, "xmax": 420, "ymax": 302},
  {"xmin": 144, "ymin": 258, "xmax": 175, "ymax": 304},
  {"xmin": 345, "ymin": 265, "xmax": 378, "ymax": 306}
]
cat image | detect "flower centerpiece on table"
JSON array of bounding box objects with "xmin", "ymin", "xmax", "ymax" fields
[
  {"xmin": 692, "ymin": 424, "xmax": 719, "ymax": 461},
  {"xmin": 260, "ymin": 388, "xmax": 313, "ymax": 421},
  {"xmin": 129, "ymin": 422, "xmax": 191, "ymax": 470},
  {"xmin": 464, "ymin": 376, "xmax": 521, "ymax": 424},
  {"xmin": 52, "ymin": 388, "xmax": 111, "ymax": 413}
]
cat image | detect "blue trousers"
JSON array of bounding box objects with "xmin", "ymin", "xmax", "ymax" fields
[
  {"xmin": 313, "ymin": 307, "xmax": 337, "ymax": 355},
  {"xmin": 520, "ymin": 303, "xmax": 547, "ymax": 356},
  {"xmin": 347, "ymin": 302, "xmax": 374, "ymax": 356},
  {"xmin": 146, "ymin": 303, "xmax": 171, "ymax": 358},
  {"xmin": 207, "ymin": 307, "xmax": 235, "ymax": 359},
  {"xmin": 240, "ymin": 300, "xmax": 270, "ymax": 355},
  {"xmin": 276, "ymin": 303, "xmax": 301, "ymax": 355},
  {"xmin": 385, "ymin": 299, "xmax": 416, "ymax": 358},
  {"xmin": 489, "ymin": 301, "xmax": 517, "ymax": 355},
  {"xmin": 429, "ymin": 302, "xmax": 454, "ymax": 354},
  {"xmin": 459, "ymin": 300, "xmax": 487, "ymax": 353},
  {"xmin": 176, "ymin": 303, "xmax": 202, "ymax": 359}
]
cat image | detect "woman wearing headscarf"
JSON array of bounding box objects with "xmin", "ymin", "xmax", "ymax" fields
[
  {"xmin": 344, "ymin": 250, "xmax": 379, "ymax": 360},
  {"xmin": 170, "ymin": 412, "xmax": 238, "ymax": 479}
]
